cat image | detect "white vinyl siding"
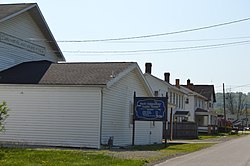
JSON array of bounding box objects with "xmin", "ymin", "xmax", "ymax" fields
[
  {"xmin": 0, "ymin": 12, "xmax": 60, "ymax": 71},
  {"xmin": 102, "ymin": 69, "xmax": 162, "ymax": 146},
  {"xmin": 0, "ymin": 85, "xmax": 101, "ymax": 149}
]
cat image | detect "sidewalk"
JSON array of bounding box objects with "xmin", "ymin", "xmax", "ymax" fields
[{"xmin": 166, "ymin": 134, "xmax": 244, "ymax": 144}]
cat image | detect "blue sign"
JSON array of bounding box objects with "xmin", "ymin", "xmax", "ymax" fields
[{"xmin": 134, "ymin": 97, "xmax": 167, "ymax": 121}]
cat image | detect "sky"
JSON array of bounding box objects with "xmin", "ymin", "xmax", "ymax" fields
[{"xmin": 2, "ymin": 0, "xmax": 250, "ymax": 93}]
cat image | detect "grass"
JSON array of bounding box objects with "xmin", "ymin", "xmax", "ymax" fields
[
  {"xmin": 0, "ymin": 148, "xmax": 145, "ymax": 166},
  {"xmin": 5, "ymin": 132, "xmax": 246, "ymax": 166},
  {"xmin": 198, "ymin": 131, "xmax": 249, "ymax": 140},
  {"xmin": 198, "ymin": 135, "xmax": 221, "ymax": 140},
  {"xmin": 0, "ymin": 143, "xmax": 215, "ymax": 166},
  {"xmin": 130, "ymin": 143, "xmax": 214, "ymax": 162}
]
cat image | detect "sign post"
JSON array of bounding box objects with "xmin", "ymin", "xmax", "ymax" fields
[
  {"xmin": 132, "ymin": 92, "xmax": 168, "ymax": 147},
  {"xmin": 132, "ymin": 92, "xmax": 136, "ymax": 146},
  {"xmin": 164, "ymin": 93, "xmax": 168, "ymax": 147}
]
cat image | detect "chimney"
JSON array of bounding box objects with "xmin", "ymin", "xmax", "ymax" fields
[
  {"xmin": 187, "ymin": 79, "xmax": 193, "ymax": 89},
  {"xmin": 145, "ymin": 63, "xmax": 152, "ymax": 74},
  {"xmin": 164, "ymin": 72, "xmax": 170, "ymax": 83},
  {"xmin": 187, "ymin": 79, "xmax": 191, "ymax": 86},
  {"xmin": 175, "ymin": 79, "xmax": 180, "ymax": 88}
]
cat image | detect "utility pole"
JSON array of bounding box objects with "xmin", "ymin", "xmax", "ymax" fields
[
  {"xmin": 223, "ymin": 83, "xmax": 226, "ymax": 127},
  {"xmin": 246, "ymin": 104, "xmax": 248, "ymax": 127}
]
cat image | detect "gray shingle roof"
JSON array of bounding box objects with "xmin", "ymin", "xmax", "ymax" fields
[
  {"xmin": 0, "ymin": 61, "xmax": 136, "ymax": 85},
  {"xmin": 190, "ymin": 85, "xmax": 216, "ymax": 102},
  {"xmin": 183, "ymin": 84, "xmax": 216, "ymax": 102}
]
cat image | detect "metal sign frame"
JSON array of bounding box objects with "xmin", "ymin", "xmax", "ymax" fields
[
  {"xmin": 132, "ymin": 92, "xmax": 168, "ymax": 147},
  {"xmin": 134, "ymin": 97, "xmax": 167, "ymax": 121}
]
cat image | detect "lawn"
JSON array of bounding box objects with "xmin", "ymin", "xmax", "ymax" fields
[
  {"xmin": 198, "ymin": 132, "xmax": 248, "ymax": 140},
  {"xmin": 0, "ymin": 143, "xmax": 214, "ymax": 166},
  {"xmin": 0, "ymin": 148, "xmax": 145, "ymax": 166}
]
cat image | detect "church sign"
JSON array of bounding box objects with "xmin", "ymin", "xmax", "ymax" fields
[
  {"xmin": 0, "ymin": 32, "xmax": 46, "ymax": 55},
  {"xmin": 134, "ymin": 97, "xmax": 167, "ymax": 121}
]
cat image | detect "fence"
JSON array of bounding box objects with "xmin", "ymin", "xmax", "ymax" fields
[{"xmin": 166, "ymin": 122, "xmax": 198, "ymax": 139}]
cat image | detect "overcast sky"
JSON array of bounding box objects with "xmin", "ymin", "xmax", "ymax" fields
[{"xmin": 2, "ymin": 0, "xmax": 250, "ymax": 93}]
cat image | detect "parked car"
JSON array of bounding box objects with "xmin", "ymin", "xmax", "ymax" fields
[{"xmin": 243, "ymin": 127, "xmax": 250, "ymax": 130}]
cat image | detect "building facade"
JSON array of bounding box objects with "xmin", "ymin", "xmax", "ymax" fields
[{"xmin": 0, "ymin": 3, "xmax": 65, "ymax": 71}]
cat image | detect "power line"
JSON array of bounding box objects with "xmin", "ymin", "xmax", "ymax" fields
[
  {"xmin": 1, "ymin": 39, "xmax": 249, "ymax": 55},
  {"xmin": 54, "ymin": 17, "xmax": 250, "ymax": 43},
  {"xmin": 102, "ymin": 36, "xmax": 250, "ymax": 44},
  {"xmin": 29, "ymin": 35, "xmax": 250, "ymax": 44},
  {"xmin": 62, "ymin": 40, "xmax": 250, "ymax": 54}
]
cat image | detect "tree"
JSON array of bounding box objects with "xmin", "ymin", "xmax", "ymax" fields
[
  {"xmin": 236, "ymin": 92, "xmax": 246, "ymax": 119},
  {"xmin": 0, "ymin": 101, "xmax": 9, "ymax": 132},
  {"xmin": 226, "ymin": 92, "xmax": 235, "ymax": 115},
  {"xmin": 225, "ymin": 92, "xmax": 247, "ymax": 119}
]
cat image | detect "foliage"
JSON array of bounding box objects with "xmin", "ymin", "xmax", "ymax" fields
[
  {"xmin": 215, "ymin": 92, "xmax": 249, "ymax": 117},
  {"xmin": 0, "ymin": 101, "xmax": 9, "ymax": 132}
]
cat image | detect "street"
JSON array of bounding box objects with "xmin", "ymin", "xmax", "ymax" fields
[{"xmin": 156, "ymin": 134, "xmax": 250, "ymax": 166}]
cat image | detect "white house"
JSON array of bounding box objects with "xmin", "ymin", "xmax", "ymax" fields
[
  {"xmin": 0, "ymin": 61, "xmax": 163, "ymax": 149},
  {"xmin": 0, "ymin": 3, "xmax": 65, "ymax": 71},
  {"xmin": 144, "ymin": 63, "xmax": 191, "ymax": 122},
  {"xmin": 183, "ymin": 79, "xmax": 217, "ymax": 133},
  {"xmin": 143, "ymin": 63, "xmax": 217, "ymax": 133}
]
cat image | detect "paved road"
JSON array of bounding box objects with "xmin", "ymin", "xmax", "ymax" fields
[{"xmin": 156, "ymin": 135, "xmax": 250, "ymax": 166}]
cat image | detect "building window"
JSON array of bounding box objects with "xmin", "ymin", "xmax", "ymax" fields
[
  {"xmin": 154, "ymin": 91, "xmax": 159, "ymax": 97},
  {"xmin": 176, "ymin": 94, "xmax": 180, "ymax": 108},
  {"xmin": 179, "ymin": 95, "xmax": 181, "ymax": 108},
  {"xmin": 170, "ymin": 92, "xmax": 173, "ymax": 103},
  {"xmin": 181, "ymin": 96, "xmax": 184, "ymax": 109},
  {"xmin": 173, "ymin": 93, "xmax": 176, "ymax": 105}
]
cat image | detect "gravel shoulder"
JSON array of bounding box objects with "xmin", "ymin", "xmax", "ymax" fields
[{"xmin": 107, "ymin": 134, "xmax": 247, "ymax": 165}]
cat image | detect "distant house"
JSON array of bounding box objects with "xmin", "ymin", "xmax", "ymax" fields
[
  {"xmin": 183, "ymin": 79, "xmax": 217, "ymax": 133},
  {"xmin": 144, "ymin": 63, "xmax": 189, "ymax": 122},
  {"xmin": 0, "ymin": 61, "xmax": 163, "ymax": 149},
  {"xmin": 144, "ymin": 63, "xmax": 217, "ymax": 134},
  {"xmin": 0, "ymin": 3, "xmax": 65, "ymax": 71}
]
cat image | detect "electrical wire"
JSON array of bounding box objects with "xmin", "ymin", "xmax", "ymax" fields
[
  {"xmin": 62, "ymin": 40, "xmax": 250, "ymax": 54},
  {"xmin": 102, "ymin": 36, "xmax": 250, "ymax": 44},
  {"xmin": 28, "ymin": 17, "xmax": 250, "ymax": 43},
  {"xmin": 55, "ymin": 17, "xmax": 250, "ymax": 42}
]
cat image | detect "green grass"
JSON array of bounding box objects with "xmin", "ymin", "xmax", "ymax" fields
[
  {"xmin": 0, "ymin": 143, "xmax": 215, "ymax": 166},
  {"xmin": 198, "ymin": 132, "xmax": 249, "ymax": 140},
  {"xmin": 198, "ymin": 135, "xmax": 221, "ymax": 140},
  {"xmin": 125, "ymin": 143, "xmax": 214, "ymax": 162},
  {"xmin": 160, "ymin": 143, "xmax": 214, "ymax": 155},
  {"xmin": 0, "ymin": 148, "xmax": 145, "ymax": 166}
]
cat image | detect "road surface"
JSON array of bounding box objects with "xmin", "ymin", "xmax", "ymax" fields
[{"xmin": 156, "ymin": 135, "xmax": 250, "ymax": 166}]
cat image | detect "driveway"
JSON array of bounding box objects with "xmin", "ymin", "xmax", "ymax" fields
[{"xmin": 155, "ymin": 135, "xmax": 250, "ymax": 166}]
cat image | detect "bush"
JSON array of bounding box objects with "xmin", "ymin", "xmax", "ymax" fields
[{"xmin": 0, "ymin": 101, "xmax": 9, "ymax": 132}]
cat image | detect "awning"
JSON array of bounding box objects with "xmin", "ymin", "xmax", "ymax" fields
[
  {"xmin": 174, "ymin": 111, "xmax": 190, "ymax": 117},
  {"xmin": 195, "ymin": 108, "xmax": 209, "ymax": 116}
]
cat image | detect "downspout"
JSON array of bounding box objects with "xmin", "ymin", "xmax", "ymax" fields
[{"xmin": 99, "ymin": 88, "xmax": 104, "ymax": 148}]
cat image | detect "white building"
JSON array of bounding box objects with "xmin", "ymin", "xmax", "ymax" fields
[
  {"xmin": 144, "ymin": 63, "xmax": 190, "ymax": 122},
  {"xmin": 0, "ymin": 3, "xmax": 163, "ymax": 149},
  {"xmin": 0, "ymin": 61, "xmax": 163, "ymax": 149},
  {"xmin": 144, "ymin": 63, "xmax": 217, "ymax": 133},
  {"xmin": 183, "ymin": 79, "xmax": 217, "ymax": 133},
  {"xmin": 0, "ymin": 3, "xmax": 65, "ymax": 71}
]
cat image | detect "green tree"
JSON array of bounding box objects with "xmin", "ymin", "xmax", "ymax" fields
[{"xmin": 0, "ymin": 101, "xmax": 9, "ymax": 132}]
